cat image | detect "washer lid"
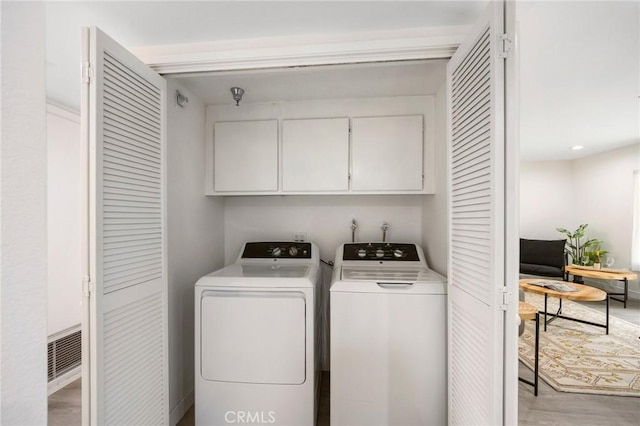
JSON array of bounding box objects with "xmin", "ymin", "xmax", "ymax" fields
[
  {"xmin": 333, "ymin": 266, "xmax": 447, "ymax": 294},
  {"xmin": 341, "ymin": 266, "xmax": 443, "ymax": 283}
]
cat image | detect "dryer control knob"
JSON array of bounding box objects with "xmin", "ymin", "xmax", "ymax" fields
[
  {"xmin": 394, "ymin": 249, "xmax": 404, "ymax": 258},
  {"xmin": 357, "ymin": 248, "xmax": 367, "ymax": 258},
  {"xmin": 376, "ymin": 249, "xmax": 385, "ymax": 258},
  {"xmin": 289, "ymin": 246, "xmax": 298, "ymax": 257},
  {"xmin": 272, "ymin": 247, "xmax": 282, "ymax": 257}
]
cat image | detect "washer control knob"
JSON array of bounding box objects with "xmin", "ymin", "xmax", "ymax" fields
[
  {"xmin": 289, "ymin": 246, "xmax": 298, "ymax": 257},
  {"xmin": 357, "ymin": 248, "xmax": 367, "ymax": 258},
  {"xmin": 394, "ymin": 249, "xmax": 404, "ymax": 258},
  {"xmin": 272, "ymin": 247, "xmax": 282, "ymax": 257},
  {"xmin": 376, "ymin": 249, "xmax": 385, "ymax": 258}
]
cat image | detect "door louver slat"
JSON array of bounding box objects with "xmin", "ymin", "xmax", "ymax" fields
[
  {"xmin": 103, "ymin": 82, "xmax": 160, "ymax": 124},
  {"xmin": 104, "ymin": 116, "xmax": 160, "ymax": 146},
  {"xmin": 451, "ymin": 62, "xmax": 491, "ymax": 106},
  {"xmin": 104, "ymin": 147, "xmax": 160, "ymax": 170},
  {"xmin": 104, "ymin": 128, "xmax": 161, "ymax": 156},
  {"xmin": 104, "ymin": 109, "xmax": 160, "ymax": 140},
  {"xmin": 103, "ymin": 94, "xmax": 160, "ymax": 129},
  {"xmin": 103, "ymin": 53, "xmax": 160, "ymax": 100}
]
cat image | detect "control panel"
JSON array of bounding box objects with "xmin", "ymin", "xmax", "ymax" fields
[
  {"xmin": 342, "ymin": 243, "xmax": 420, "ymax": 261},
  {"xmin": 242, "ymin": 242, "xmax": 312, "ymax": 259}
]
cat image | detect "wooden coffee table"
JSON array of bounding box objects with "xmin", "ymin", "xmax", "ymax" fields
[
  {"xmin": 519, "ymin": 278, "xmax": 609, "ymax": 334},
  {"xmin": 565, "ymin": 265, "xmax": 637, "ymax": 308}
]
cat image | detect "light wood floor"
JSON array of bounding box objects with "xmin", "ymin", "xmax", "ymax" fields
[{"xmin": 49, "ymin": 300, "xmax": 639, "ymax": 425}]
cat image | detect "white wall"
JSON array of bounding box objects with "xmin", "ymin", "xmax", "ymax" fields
[
  {"xmin": 166, "ymin": 79, "xmax": 226, "ymax": 425},
  {"xmin": 47, "ymin": 104, "xmax": 81, "ymax": 336},
  {"xmin": 519, "ymin": 160, "xmax": 576, "ymax": 239},
  {"xmin": 0, "ymin": 2, "xmax": 48, "ymax": 424},
  {"xmin": 224, "ymin": 195, "xmax": 423, "ymax": 264},
  {"xmin": 573, "ymin": 144, "xmax": 640, "ymax": 273},
  {"xmin": 422, "ymin": 84, "xmax": 448, "ymax": 275}
]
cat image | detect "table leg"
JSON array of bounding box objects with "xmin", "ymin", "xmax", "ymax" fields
[
  {"xmin": 604, "ymin": 278, "xmax": 629, "ymax": 308},
  {"xmin": 544, "ymin": 294, "xmax": 548, "ymax": 332},
  {"xmin": 606, "ymin": 294, "xmax": 609, "ymax": 335},
  {"xmin": 534, "ymin": 312, "xmax": 540, "ymax": 396}
]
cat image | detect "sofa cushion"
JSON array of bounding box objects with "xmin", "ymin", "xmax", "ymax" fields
[
  {"xmin": 520, "ymin": 238, "xmax": 566, "ymax": 269},
  {"xmin": 519, "ymin": 263, "xmax": 564, "ymax": 278}
]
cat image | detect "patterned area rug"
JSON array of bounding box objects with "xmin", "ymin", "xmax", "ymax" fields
[{"xmin": 519, "ymin": 293, "xmax": 640, "ymax": 397}]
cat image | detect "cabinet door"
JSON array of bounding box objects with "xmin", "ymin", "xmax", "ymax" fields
[
  {"xmin": 351, "ymin": 115, "xmax": 423, "ymax": 191},
  {"xmin": 282, "ymin": 118, "xmax": 349, "ymax": 192},
  {"xmin": 214, "ymin": 120, "xmax": 278, "ymax": 192}
]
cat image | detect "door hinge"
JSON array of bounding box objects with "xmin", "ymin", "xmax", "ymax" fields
[
  {"xmin": 348, "ymin": 173, "xmax": 352, "ymax": 182},
  {"xmin": 498, "ymin": 33, "xmax": 512, "ymax": 59},
  {"xmin": 498, "ymin": 286, "xmax": 510, "ymax": 311},
  {"xmin": 82, "ymin": 61, "xmax": 93, "ymax": 84},
  {"xmin": 82, "ymin": 276, "xmax": 93, "ymax": 297}
]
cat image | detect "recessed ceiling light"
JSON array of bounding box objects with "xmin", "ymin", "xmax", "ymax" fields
[{"xmin": 571, "ymin": 145, "xmax": 584, "ymax": 151}]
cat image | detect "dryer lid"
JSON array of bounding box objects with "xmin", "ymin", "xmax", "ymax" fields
[{"xmin": 209, "ymin": 264, "xmax": 310, "ymax": 278}]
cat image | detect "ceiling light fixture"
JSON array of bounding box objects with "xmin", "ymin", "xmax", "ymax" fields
[
  {"xmin": 230, "ymin": 87, "xmax": 245, "ymax": 106},
  {"xmin": 571, "ymin": 145, "xmax": 584, "ymax": 151}
]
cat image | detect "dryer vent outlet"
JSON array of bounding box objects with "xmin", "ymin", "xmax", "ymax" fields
[{"xmin": 292, "ymin": 232, "xmax": 307, "ymax": 242}]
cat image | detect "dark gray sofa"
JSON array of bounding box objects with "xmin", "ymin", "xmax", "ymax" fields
[{"xmin": 519, "ymin": 238, "xmax": 567, "ymax": 279}]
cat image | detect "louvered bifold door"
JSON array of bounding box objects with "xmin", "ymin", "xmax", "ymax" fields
[
  {"xmin": 82, "ymin": 27, "xmax": 168, "ymax": 425},
  {"xmin": 447, "ymin": 2, "xmax": 507, "ymax": 425}
]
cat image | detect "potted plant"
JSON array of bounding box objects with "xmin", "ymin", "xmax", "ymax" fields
[
  {"xmin": 586, "ymin": 246, "xmax": 609, "ymax": 269},
  {"xmin": 556, "ymin": 224, "xmax": 604, "ymax": 266}
]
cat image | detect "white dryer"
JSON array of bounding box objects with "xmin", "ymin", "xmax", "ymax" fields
[
  {"xmin": 195, "ymin": 242, "xmax": 321, "ymax": 425},
  {"xmin": 330, "ymin": 242, "xmax": 447, "ymax": 426}
]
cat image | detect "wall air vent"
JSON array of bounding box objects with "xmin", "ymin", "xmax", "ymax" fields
[{"xmin": 48, "ymin": 326, "xmax": 81, "ymax": 394}]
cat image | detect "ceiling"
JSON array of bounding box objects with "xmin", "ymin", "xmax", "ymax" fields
[
  {"xmin": 518, "ymin": 1, "xmax": 639, "ymax": 161},
  {"xmin": 45, "ymin": 1, "xmax": 485, "ymax": 111},
  {"xmin": 45, "ymin": 1, "xmax": 639, "ymax": 161}
]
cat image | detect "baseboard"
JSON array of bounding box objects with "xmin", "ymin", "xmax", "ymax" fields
[{"xmin": 170, "ymin": 390, "xmax": 194, "ymax": 426}]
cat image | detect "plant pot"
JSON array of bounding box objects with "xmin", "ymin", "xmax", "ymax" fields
[{"xmin": 593, "ymin": 262, "xmax": 601, "ymax": 270}]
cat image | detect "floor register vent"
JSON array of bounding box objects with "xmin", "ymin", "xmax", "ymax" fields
[{"xmin": 48, "ymin": 325, "xmax": 81, "ymax": 395}]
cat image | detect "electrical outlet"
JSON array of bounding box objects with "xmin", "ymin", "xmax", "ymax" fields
[{"xmin": 292, "ymin": 232, "xmax": 307, "ymax": 242}]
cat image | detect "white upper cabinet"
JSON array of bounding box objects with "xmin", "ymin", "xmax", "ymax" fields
[
  {"xmin": 282, "ymin": 118, "xmax": 349, "ymax": 192},
  {"xmin": 214, "ymin": 120, "xmax": 278, "ymax": 192},
  {"xmin": 351, "ymin": 115, "xmax": 424, "ymax": 191},
  {"xmin": 207, "ymin": 96, "xmax": 434, "ymax": 195}
]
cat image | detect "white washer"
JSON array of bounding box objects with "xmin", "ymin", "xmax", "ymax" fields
[
  {"xmin": 330, "ymin": 242, "xmax": 447, "ymax": 426},
  {"xmin": 195, "ymin": 242, "xmax": 321, "ymax": 425}
]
